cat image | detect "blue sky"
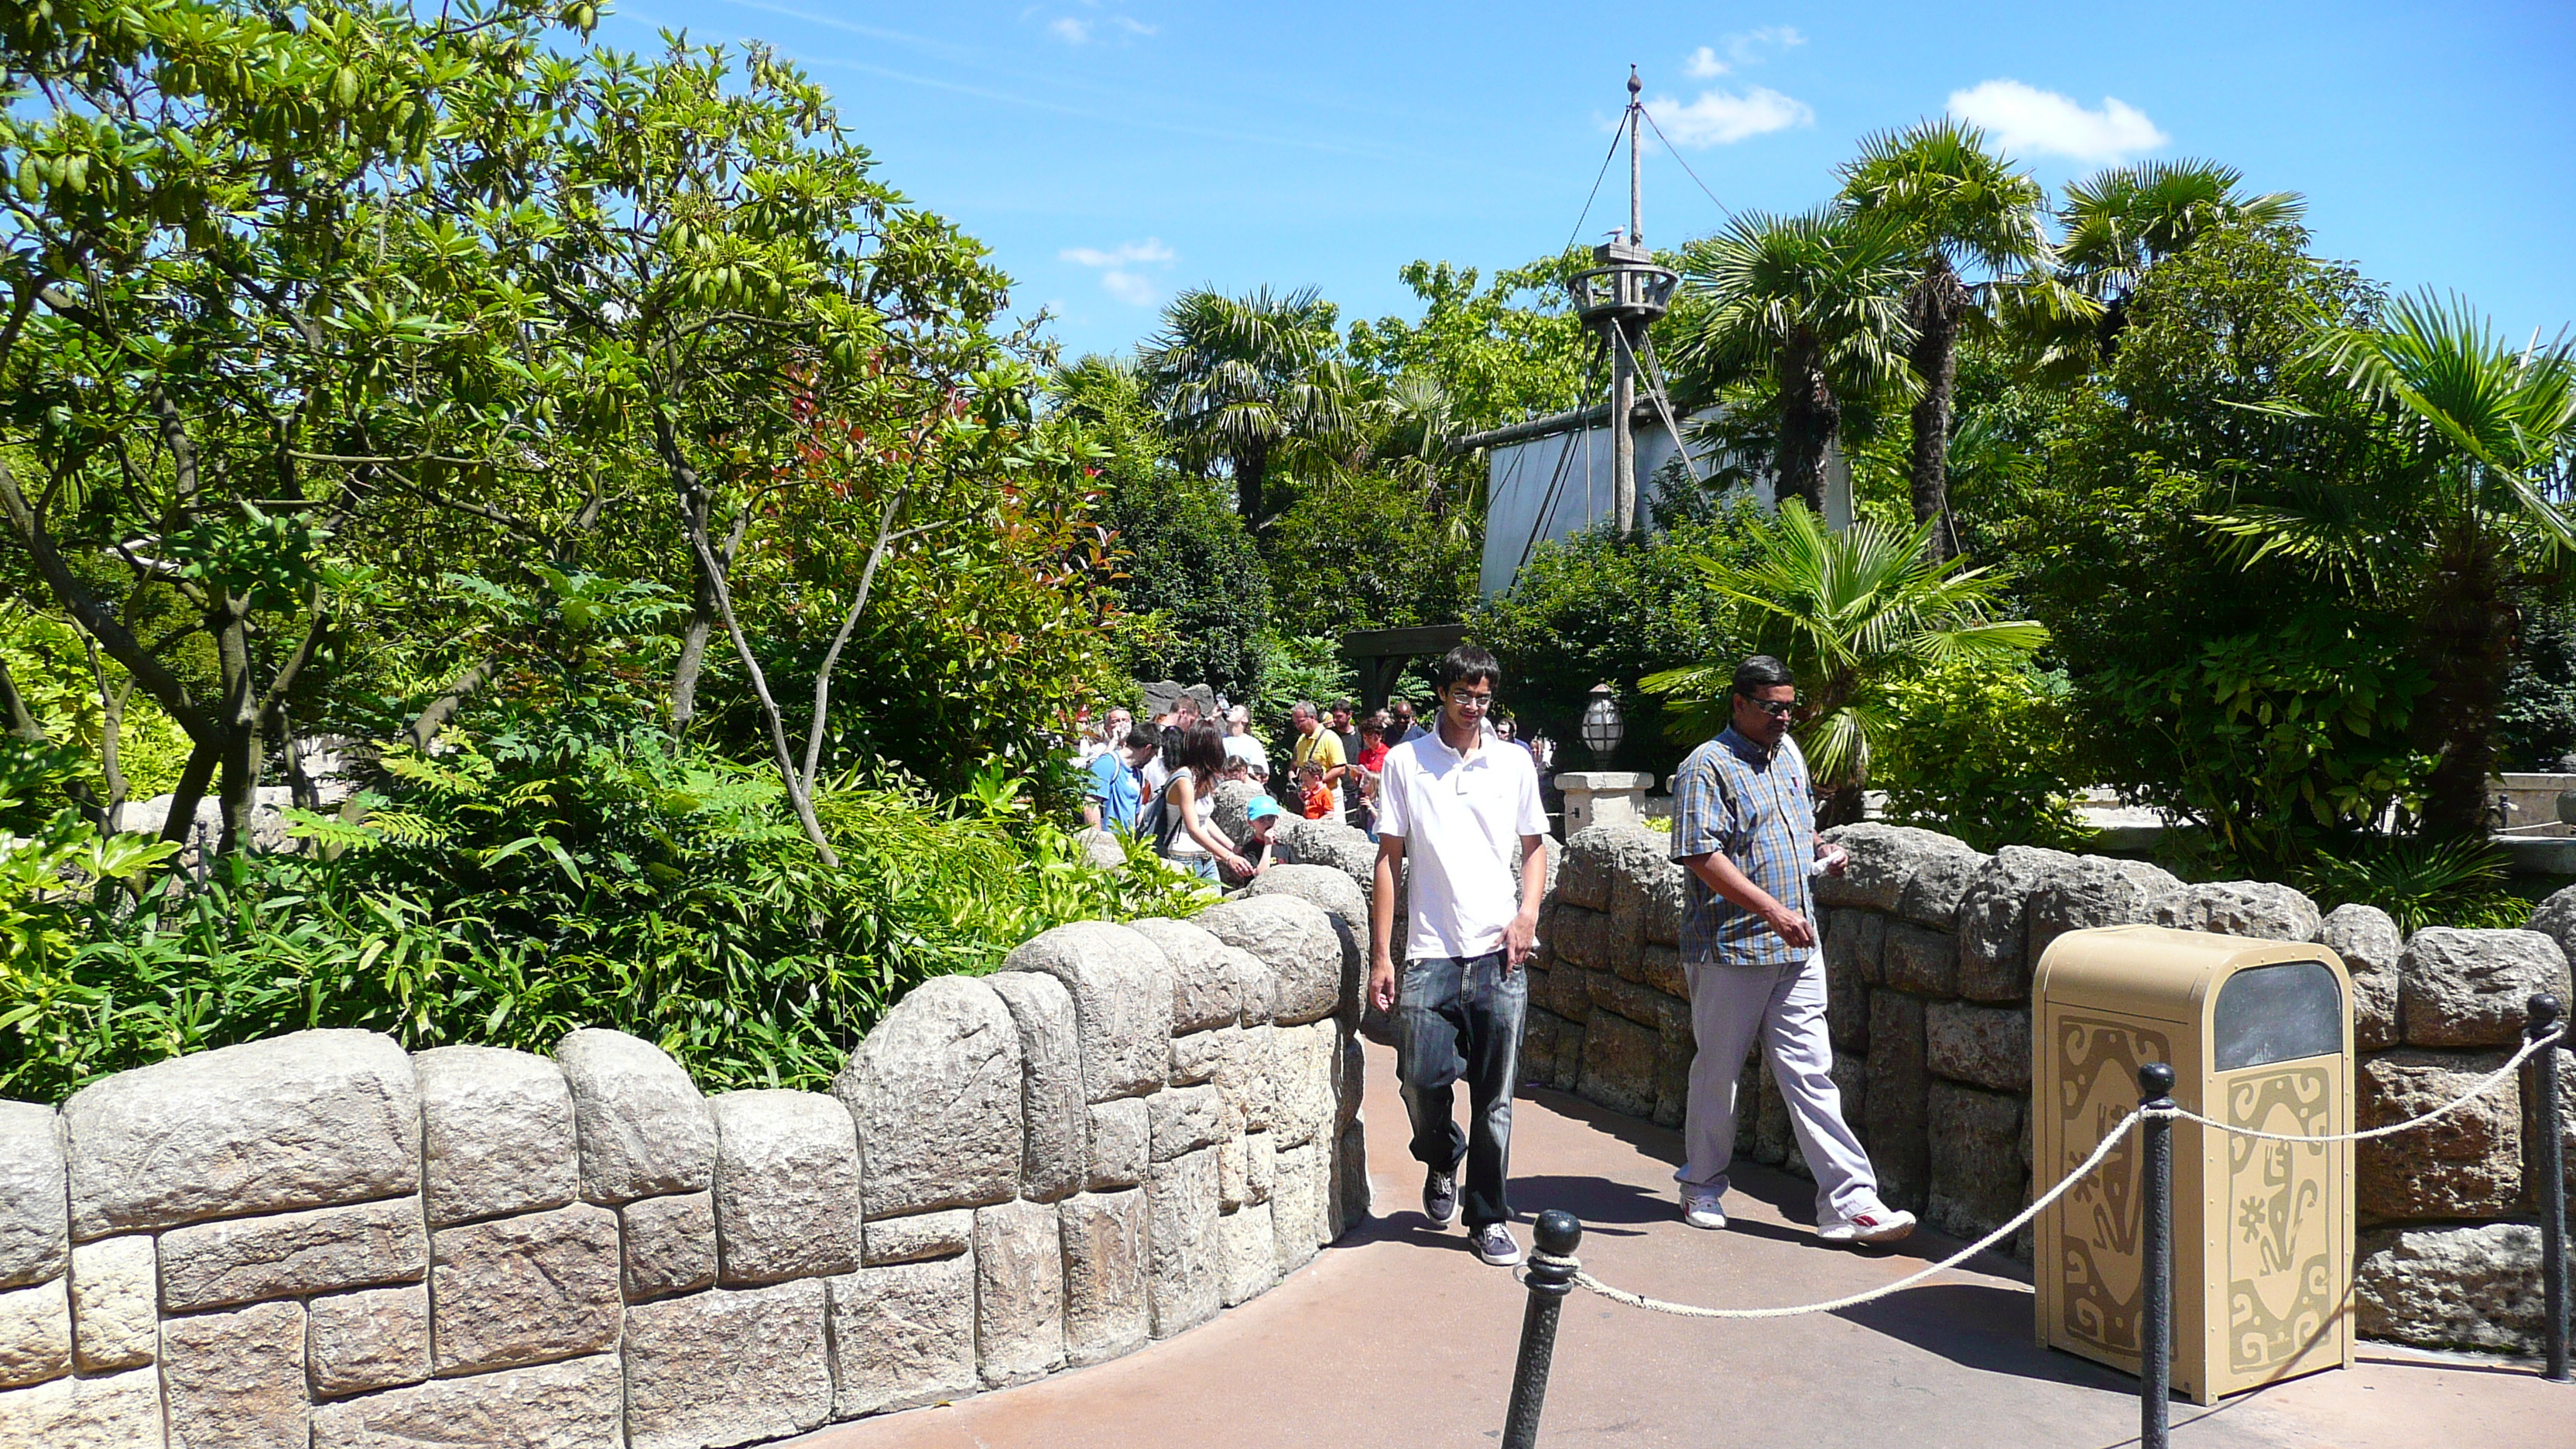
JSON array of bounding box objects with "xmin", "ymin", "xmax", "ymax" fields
[{"xmin": 614, "ymin": 2, "xmax": 2574, "ymax": 362}]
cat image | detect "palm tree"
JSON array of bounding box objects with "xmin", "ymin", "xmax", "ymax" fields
[
  {"xmin": 1137, "ymin": 286, "xmax": 1356, "ymax": 524},
  {"xmin": 1641, "ymin": 500, "xmax": 2049, "ymax": 824},
  {"xmin": 1841, "ymin": 119, "xmax": 2075, "ymax": 560},
  {"xmin": 2209, "ymin": 292, "xmax": 2576, "ymax": 839},
  {"xmin": 2047, "ymin": 159, "xmax": 2305, "ymax": 364},
  {"xmin": 1668, "ymin": 208, "xmax": 1918, "ymax": 513}
]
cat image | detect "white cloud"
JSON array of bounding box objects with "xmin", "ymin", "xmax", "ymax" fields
[
  {"xmin": 1684, "ymin": 46, "xmax": 1727, "ymax": 78},
  {"xmin": 1061, "ymin": 238, "xmax": 1173, "ymax": 307},
  {"xmin": 1643, "ymin": 87, "xmax": 1814, "ymax": 147},
  {"xmin": 1099, "ymin": 271, "xmax": 1157, "ymax": 306},
  {"xmin": 1947, "ymin": 79, "xmax": 2169, "ymax": 163},
  {"xmin": 1112, "ymin": 15, "xmax": 1155, "ymax": 36},
  {"xmin": 1681, "ymin": 27, "xmax": 1805, "ymax": 80},
  {"xmin": 1048, "ymin": 16, "xmax": 1089, "ymax": 43}
]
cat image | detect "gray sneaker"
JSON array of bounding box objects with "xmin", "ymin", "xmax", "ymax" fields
[
  {"xmin": 1470, "ymin": 1222, "xmax": 1522, "ymax": 1266},
  {"xmin": 1423, "ymin": 1166, "xmax": 1459, "ymax": 1228}
]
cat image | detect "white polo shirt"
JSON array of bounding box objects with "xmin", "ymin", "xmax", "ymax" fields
[{"xmin": 1378, "ymin": 724, "xmax": 1550, "ymax": 961}]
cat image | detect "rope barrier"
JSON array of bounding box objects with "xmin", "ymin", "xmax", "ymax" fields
[{"xmin": 1563, "ymin": 1024, "xmax": 2567, "ymax": 1321}]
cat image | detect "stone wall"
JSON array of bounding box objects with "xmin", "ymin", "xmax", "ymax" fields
[
  {"xmin": 0, "ymin": 896, "xmax": 1368, "ymax": 1447},
  {"xmin": 1515, "ymin": 822, "xmax": 2576, "ymax": 1355}
]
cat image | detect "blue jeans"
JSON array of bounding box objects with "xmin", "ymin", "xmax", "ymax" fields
[{"xmin": 1396, "ymin": 950, "xmax": 1527, "ymax": 1229}]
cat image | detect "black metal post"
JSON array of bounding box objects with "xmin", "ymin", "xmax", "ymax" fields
[
  {"xmin": 2530, "ymin": 994, "xmax": 2569, "ymax": 1384},
  {"xmin": 2139, "ymin": 1062, "xmax": 2177, "ymax": 1449},
  {"xmin": 1501, "ymin": 1210, "xmax": 1584, "ymax": 1449}
]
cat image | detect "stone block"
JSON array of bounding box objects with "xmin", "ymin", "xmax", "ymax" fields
[
  {"xmin": 863, "ymin": 1208, "xmax": 971, "ymax": 1267},
  {"xmin": 159, "ymin": 1198, "xmax": 426, "ymax": 1314},
  {"xmin": 1825, "ymin": 933, "xmax": 1870, "ymax": 1055},
  {"xmin": 1147, "ymin": 1146, "xmax": 1221, "ymax": 1340},
  {"xmin": 623, "ymin": 1279, "xmax": 832, "ymax": 1449},
  {"xmin": 1864, "ymin": 990, "xmax": 1931, "ymax": 1212},
  {"xmin": 161, "ymin": 1297, "xmax": 307, "ymax": 1449},
  {"xmin": 0, "ymin": 1277, "xmax": 66, "ymax": 1389},
  {"xmin": 1824, "ymin": 907, "xmax": 1890, "ymax": 988},
  {"xmin": 1197, "ymin": 896, "xmax": 1342, "ymax": 1026},
  {"xmin": 1150, "ymin": 1083, "xmax": 1227, "ymax": 1163},
  {"xmin": 1270, "ymin": 1021, "xmax": 1339, "ymax": 1149},
  {"xmin": 619, "ymin": 1191, "xmax": 714, "ymax": 1301},
  {"xmin": 1638, "ymin": 944, "xmax": 1688, "ymax": 999},
  {"xmin": 1530, "ymin": 959, "xmax": 1599, "ymax": 1024},
  {"xmin": 1927, "ymin": 1082, "xmax": 2026, "ymax": 1242},
  {"xmin": 1651, "ymin": 1005, "xmax": 1695, "ymax": 1131},
  {"xmin": 1249, "ymin": 863, "xmax": 1368, "ymax": 979},
  {"xmin": 0, "ymin": 1363, "xmax": 161, "ymax": 1447},
  {"xmin": 1926, "ymin": 1001, "xmax": 2031, "ymax": 1092},
  {"xmin": 1275, "ymin": 817, "xmax": 1378, "ymax": 887},
  {"xmin": 2355, "ymin": 1222, "xmax": 2545, "ymax": 1352},
  {"xmin": 305, "ymin": 1283, "xmax": 428, "ymax": 1398},
  {"xmin": 1577, "ymin": 1009, "xmax": 1660, "ymax": 1120},
  {"xmin": 0, "ymin": 1102, "xmax": 63, "ymax": 1291},
  {"xmin": 2527, "ymin": 882, "xmax": 2576, "ymax": 967},
  {"xmin": 1882, "ymin": 923, "xmax": 1960, "ymax": 998},
  {"xmin": 2398, "ymin": 927, "xmax": 2570, "ymax": 1048},
  {"xmin": 708, "ymin": 1089, "xmax": 862, "ymax": 1285},
  {"xmin": 67, "ymin": 1235, "xmax": 152, "ymax": 1372},
  {"xmin": 1750, "ymin": 1057, "xmax": 1793, "ymax": 1172},
  {"xmin": 2030, "ymin": 858, "xmax": 2180, "ymax": 964},
  {"xmin": 1127, "ymin": 917, "xmax": 1240, "ymax": 1032},
  {"xmin": 309, "ymin": 1354, "xmax": 619, "ymax": 1449},
  {"xmin": 1550, "ymin": 905, "xmax": 1614, "ymax": 972},
  {"xmin": 1605, "ymin": 855, "xmax": 1672, "ymax": 959},
  {"xmin": 62, "ymin": 1029, "xmax": 416, "ymax": 1240},
  {"xmin": 1216, "ymin": 1132, "xmax": 1249, "ymax": 1211},
  {"xmin": 827, "ymin": 1255, "xmax": 975, "ymax": 1420},
  {"xmin": 1087, "ymin": 1098, "xmax": 1149, "ymax": 1191},
  {"xmin": 1643, "ymin": 857, "xmax": 1688, "ymax": 947},
  {"xmin": 832, "ymin": 974, "xmax": 1023, "ymax": 1218},
  {"xmin": 978, "ymin": 970, "xmax": 1088, "ymax": 1206},
  {"xmin": 975, "ymin": 1200, "xmax": 1065, "ymax": 1387},
  {"xmin": 1218, "ymin": 1203, "xmax": 1276, "ymax": 1307},
  {"xmin": 1896, "ymin": 848, "xmax": 1990, "ymax": 928},
  {"xmin": 556, "ymin": 1028, "xmax": 715, "ymax": 1208},
  {"xmin": 1000, "ymin": 920, "xmax": 1173, "ymax": 1099},
  {"xmin": 430, "ymin": 1202, "xmax": 621, "ymax": 1375},
  {"xmin": 1586, "ymin": 968, "xmax": 1672, "ymax": 1030},
  {"xmin": 1271, "ymin": 1142, "xmax": 1324, "ymax": 1275},
  {"xmin": 1060, "ymin": 1190, "xmax": 1149, "ymax": 1367},
  {"xmin": 1222, "ymin": 1023, "xmax": 1276, "ymax": 1133},
  {"xmin": 1955, "ymin": 846, "xmax": 2081, "ymax": 1002},
  {"xmin": 1816, "ymin": 824, "xmax": 1981, "ymax": 913},
  {"xmin": 2359, "ymin": 1050, "xmax": 2519, "ymax": 1219},
  {"xmin": 2152, "ymin": 880, "xmax": 2322, "ymax": 942},
  {"xmin": 1331, "ymin": 1117, "xmax": 1371, "ymax": 1240},
  {"xmin": 415, "ymin": 1044, "xmax": 577, "ymax": 1228},
  {"xmin": 1556, "ymin": 826, "xmax": 1667, "ymax": 912},
  {"xmin": 1170, "ymin": 1029, "xmax": 1224, "ymax": 1087},
  {"xmin": 1225, "ymin": 947, "xmax": 1279, "ymax": 1040},
  {"xmin": 2321, "ymin": 903, "xmax": 2403, "ymax": 1051}
]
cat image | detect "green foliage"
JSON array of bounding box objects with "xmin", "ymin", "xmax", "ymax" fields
[
  {"xmin": 1265, "ymin": 471, "xmax": 1475, "ymax": 634},
  {"xmin": 1875, "ymin": 659, "xmax": 2091, "ymax": 851},
  {"xmin": 2499, "ymin": 594, "xmax": 2576, "ymax": 770},
  {"xmin": 2292, "ymin": 837, "xmax": 2526, "ymax": 934}
]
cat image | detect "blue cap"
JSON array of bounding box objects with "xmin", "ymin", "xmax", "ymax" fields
[{"xmin": 1244, "ymin": 794, "xmax": 1283, "ymax": 821}]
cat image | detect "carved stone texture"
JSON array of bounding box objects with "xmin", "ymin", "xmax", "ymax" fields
[
  {"xmin": 1060, "ymin": 1190, "xmax": 1149, "ymax": 1368},
  {"xmin": 1549, "ymin": 905, "xmax": 1614, "ymax": 973},
  {"xmin": 2152, "ymin": 879, "xmax": 2323, "ymax": 943},
  {"xmin": 1519, "ymin": 1005, "xmax": 1561, "ymax": 1091},
  {"xmin": 1927, "ymin": 1081, "xmax": 2026, "ymax": 1243},
  {"xmin": 1331, "ymin": 1118, "xmax": 1371, "ymax": 1240},
  {"xmin": 1271, "ymin": 1141, "xmax": 1324, "ymax": 1276},
  {"xmin": 1151, "ymin": 1083, "xmax": 1227, "ymax": 1164},
  {"xmin": 618, "ymin": 1192, "xmax": 714, "ymax": 1302},
  {"xmin": 1198, "ymin": 895, "xmax": 1342, "ymax": 1027},
  {"xmin": 1925, "ymin": 1001, "xmax": 2032, "ymax": 1092},
  {"xmin": 1087, "ymin": 1098, "xmax": 1149, "ymax": 1192},
  {"xmin": 1208, "ymin": 778, "xmax": 1260, "ymax": 849},
  {"xmin": 67, "ymin": 1235, "xmax": 152, "ymax": 1372},
  {"xmin": 2398, "ymin": 927, "xmax": 2571, "ymax": 1048},
  {"xmin": 623, "ymin": 1279, "xmax": 832, "ymax": 1449},
  {"xmin": 0, "ymin": 1102, "xmax": 63, "ymax": 1290},
  {"xmin": 1896, "ymin": 847, "xmax": 1991, "ymax": 929},
  {"xmin": 0, "ymin": 1363, "xmax": 162, "ymax": 1448},
  {"xmin": 1129, "ymin": 917, "xmax": 1240, "ymax": 1033},
  {"xmin": 1537, "ymin": 1008, "xmax": 1588, "ymax": 1094},
  {"xmin": 2526, "ymin": 881, "xmax": 2576, "ymax": 971},
  {"xmin": 2320, "ymin": 903, "xmax": 2403, "ymax": 1051},
  {"xmin": 2356, "ymin": 1222, "xmax": 2545, "ymax": 1352},
  {"xmin": 1214, "ymin": 1202, "xmax": 1276, "ymax": 1308},
  {"xmin": 827, "ymin": 1253, "xmax": 975, "ymax": 1420},
  {"xmin": 832, "ymin": 973, "xmax": 1023, "ymax": 1218},
  {"xmin": 429, "ymin": 1202, "xmax": 621, "ymax": 1375},
  {"xmin": 1170, "ymin": 1028, "xmax": 1223, "ymax": 1088},
  {"xmin": 555, "ymin": 1028, "xmax": 715, "ymax": 1208},
  {"xmin": 61, "ymin": 1028, "xmax": 416, "ymax": 1241},
  {"xmin": 1227, "ymin": 946, "xmax": 1279, "ymax": 1041},
  {"xmin": 1276, "ymin": 817, "xmax": 1377, "ymax": 888},
  {"xmin": 1269, "ymin": 1021, "xmax": 1338, "ymax": 1151},
  {"xmin": 1881, "ymin": 923, "xmax": 1961, "ymax": 998},
  {"xmin": 1248, "ymin": 863, "xmax": 1368, "ymax": 985},
  {"xmin": 1815, "ymin": 824, "xmax": 1982, "ymax": 913},
  {"xmin": 2030, "ymin": 858, "xmax": 2180, "ymax": 965},
  {"xmin": 1002, "ymin": 921, "xmax": 1174, "ymax": 1101},
  {"xmin": 1212, "ymin": 1024, "xmax": 1272, "ymax": 1135},
  {"xmin": 1557, "ymin": 825, "xmax": 1667, "ymax": 912},
  {"xmin": 1605, "ymin": 854, "xmax": 1670, "ymax": 964},
  {"xmin": 980, "ymin": 973, "xmax": 1086, "ymax": 1204},
  {"xmin": 160, "ymin": 1297, "xmax": 308, "ymax": 1449},
  {"xmin": 304, "ymin": 1283, "xmax": 428, "ymax": 1399},
  {"xmin": 1531, "ymin": 959, "xmax": 1600, "ymax": 1026},
  {"xmin": 863, "ymin": 1208, "xmax": 971, "ymax": 1267},
  {"xmin": 1863, "ymin": 989, "xmax": 1931, "ymax": 1213},
  {"xmin": 1245, "ymin": 1129, "xmax": 1276, "ymax": 1204},
  {"xmin": 1955, "ymin": 846, "xmax": 2081, "ymax": 1003},
  {"xmin": 1651, "ymin": 1002, "xmax": 1695, "ymax": 1132},
  {"xmin": 159, "ymin": 1198, "xmax": 426, "ymax": 1314},
  {"xmin": 0, "ymin": 1277, "xmax": 66, "ymax": 1389},
  {"xmin": 415, "ymin": 1043, "xmax": 578, "ymax": 1229},
  {"xmin": 309, "ymin": 1354, "xmax": 620, "ymax": 1449},
  {"xmin": 1824, "ymin": 908, "xmax": 1891, "ymax": 989},
  {"xmin": 1577, "ymin": 1009, "xmax": 1660, "ymax": 1120},
  {"xmin": 1640, "ymin": 854, "xmax": 1687, "ymax": 947},
  {"xmin": 1639, "ymin": 944, "xmax": 1688, "ymax": 999},
  {"xmin": 1584, "ymin": 969, "xmax": 1669, "ymax": 1032},
  {"xmin": 2358, "ymin": 1050, "xmax": 2519, "ymax": 1220},
  {"xmin": 1147, "ymin": 1146, "xmax": 1221, "ymax": 1340},
  {"xmin": 708, "ymin": 1090, "xmax": 862, "ymax": 1285},
  {"xmin": 1822, "ymin": 940, "xmax": 1871, "ymax": 1058},
  {"xmin": 975, "ymin": 1199, "xmax": 1066, "ymax": 1387}
]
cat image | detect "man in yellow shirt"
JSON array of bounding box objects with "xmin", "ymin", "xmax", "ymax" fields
[{"xmin": 1289, "ymin": 700, "xmax": 1348, "ymax": 817}]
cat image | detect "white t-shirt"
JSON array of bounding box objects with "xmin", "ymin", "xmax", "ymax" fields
[
  {"xmin": 1377, "ymin": 726, "xmax": 1550, "ymax": 961},
  {"xmin": 1221, "ymin": 733, "xmax": 1269, "ymax": 777}
]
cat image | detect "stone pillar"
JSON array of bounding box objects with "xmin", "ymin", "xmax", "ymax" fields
[{"xmin": 1555, "ymin": 772, "xmax": 1656, "ymax": 835}]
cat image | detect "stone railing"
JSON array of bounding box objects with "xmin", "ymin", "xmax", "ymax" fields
[
  {"xmin": 0, "ymin": 889, "xmax": 1369, "ymax": 1447},
  {"xmin": 1517, "ymin": 822, "xmax": 2576, "ymax": 1355}
]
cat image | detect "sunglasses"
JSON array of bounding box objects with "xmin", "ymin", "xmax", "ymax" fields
[{"xmin": 1745, "ymin": 698, "xmax": 1798, "ymax": 718}]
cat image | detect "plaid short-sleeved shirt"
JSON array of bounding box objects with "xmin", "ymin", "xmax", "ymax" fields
[{"xmin": 1669, "ymin": 726, "xmax": 1817, "ymax": 965}]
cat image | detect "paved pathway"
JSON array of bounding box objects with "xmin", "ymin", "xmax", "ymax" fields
[{"xmin": 790, "ymin": 1040, "xmax": 2568, "ymax": 1449}]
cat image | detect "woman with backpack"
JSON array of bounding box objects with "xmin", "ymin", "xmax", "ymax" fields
[{"xmin": 1159, "ymin": 722, "xmax": 1254, "ymax": 882}]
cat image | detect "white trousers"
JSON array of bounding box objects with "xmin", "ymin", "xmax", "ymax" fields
[{"xmin": 1677, "ymin": 954, "xmax": 1883, "ymax": 1223}]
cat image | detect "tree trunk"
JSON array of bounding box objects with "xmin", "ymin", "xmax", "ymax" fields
[
  {"xmin": 1235, "ymin": 441, "xmax": 1270, "ymax": 522},
  {"xmin": 2416, "ymin": 527, "xmax": 2515, "ymax": 841},
  {"xmin": 1906, "ymin": 260, "xmax": 1968, "ymax": 562},
  {"xmin": 1773, "ymin": 348, "xmax": 1838, "ymax": 514},
  {"xmin": 211, "ymin": 601, "xmax": 260, "ymax": 857}
]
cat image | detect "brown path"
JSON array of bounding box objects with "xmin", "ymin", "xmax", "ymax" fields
[{"xmin": 788, "ymin": 1040, "xmax": 2570, "ymax": 1449}]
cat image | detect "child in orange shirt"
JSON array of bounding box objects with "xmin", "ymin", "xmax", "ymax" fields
[{"xmin": 1296, "ymin": 760, "xmax": 1333, "ymax": 820}]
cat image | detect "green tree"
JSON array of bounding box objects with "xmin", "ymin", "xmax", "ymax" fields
[
  {"xmin": 2041, "ymin": 159, "xmax": 2305, "ymax": 370},
  {"xmin": 1139, "ymin": 287, "xmax": 1356, "ymax": 525}
]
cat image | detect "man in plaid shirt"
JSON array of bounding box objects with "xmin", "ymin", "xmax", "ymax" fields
[{"xmin": 1667, "ymin": 655, "xmax": 1915, "ymax": 1245}]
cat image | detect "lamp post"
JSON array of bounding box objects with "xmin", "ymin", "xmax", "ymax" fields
[
  {"xmin": 1579, "ymin": 683, "xmax": 1625, "ymax": 766},
  {"xmin": 1560, "ymin": 685, "xmax": 1648, "ymax": 835}
]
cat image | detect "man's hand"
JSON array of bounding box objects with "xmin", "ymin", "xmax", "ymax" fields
[
  {"xmin": 1368, "ymin": 956, "xmax": 1398, "ymax": 1015},
  {"xmin": 1817, "ymin": 841, "xmax": 1848, "ymax": 877},
  {"xmin": 1762, "ymin": 903, "xmax": 1816, "ymax": 950},
  {"xmin": 1503, "ymin": 907, "xmax": 1540, "ymax": 972}
]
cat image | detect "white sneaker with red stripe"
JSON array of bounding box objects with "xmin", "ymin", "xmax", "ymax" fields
[{"xmin": 1817, "ymin": 1207, "xmax": 1916, "ymax": 1245}]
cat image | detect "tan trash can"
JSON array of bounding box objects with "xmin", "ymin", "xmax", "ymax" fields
[{"xmin": 2032, "ymin": 925, "xmax": 2355, "ymax": 1403}]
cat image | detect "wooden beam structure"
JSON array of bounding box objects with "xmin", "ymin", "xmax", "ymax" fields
[{"xmin": 1341, "ymin": 623, "xmax": 1468, "ymax": 710}]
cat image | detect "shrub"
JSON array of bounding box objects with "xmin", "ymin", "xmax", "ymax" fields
[{"xmin": 1875, "ymin": 659, "xmax": 2091, "ymax": 851}]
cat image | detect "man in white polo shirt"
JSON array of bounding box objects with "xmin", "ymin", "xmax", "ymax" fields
[{"xmin": 1368, "ymin": 644, "xmax": 1550, "ymax": 1267}]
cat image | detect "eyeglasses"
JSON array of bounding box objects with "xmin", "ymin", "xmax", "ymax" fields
[
  {"xmin": 1746, "ymin": 698, "xmax": 1798, "ymax": 718},
  {"xmin": 1447, "ymin": 690, "xmax": 1495, "ymax": 712}
]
